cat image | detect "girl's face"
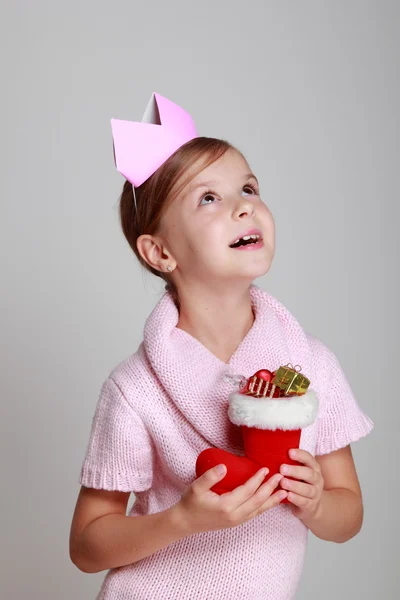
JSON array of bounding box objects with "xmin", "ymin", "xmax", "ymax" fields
[{"xmin": 158, "ymin": 148, "xmax": 276, "ymax": 287}]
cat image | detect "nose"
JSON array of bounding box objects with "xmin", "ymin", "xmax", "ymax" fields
[{"xmin": 232, "ymin": 196, "xmax": 255, "ymax": 219}]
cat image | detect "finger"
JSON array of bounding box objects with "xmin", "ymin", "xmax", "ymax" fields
[
  {"xmin": 288, "ymin": 449, "xmax": 319, "ymax": 469},
  {"xmin": 280, "ymin": 478, "xmax": 317, "ymax": 499},
  {"xmin": 280, "ymin": 464, "xmax": 317, "ymax": 484},
  {"xmin": 246, "ymin": 488, "xmax": 288, "ymax": 521},
  {"xmin": 235, "ymin": 473, "xmax": 284, "ymax": 513},
  {"xmin": 192, "ymin": 464, "xmax": 227, "ymax": 495},
  {"xmin": 222, "ymin": 467, "xmax": 270, "ymax": 503},
  {"xmin": 286, "ymin": 491, "xmax": 314, "ymax": 509},
  {"xmin": 259, "ymin": 488, "xmax": 288, "ymax": 512}
]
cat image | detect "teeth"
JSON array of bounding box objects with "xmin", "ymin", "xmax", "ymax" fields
[{"xmin": 231, "ymin": 234, "xmax": 260, "ymax": 245}]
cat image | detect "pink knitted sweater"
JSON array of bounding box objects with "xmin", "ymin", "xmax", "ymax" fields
[{"xmin": 79, "ymin": 285, "xmax": 373, "ymax": 599}]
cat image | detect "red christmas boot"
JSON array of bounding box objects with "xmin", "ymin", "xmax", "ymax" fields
[
  {"xmin": 228, "ymin": 371, "xmax": 319, "ymax": 503},
  {"xmin": 196, "ymin": 368, "xmax": 319, "ymax": 503}
]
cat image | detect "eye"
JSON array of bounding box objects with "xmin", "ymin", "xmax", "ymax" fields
[
  {"xmin": 242, "ymin": 183, "xmax": 259, "ymax": 196},
  {"xmin": 199, "ymin": 191, "xmax": 219, "ymax": 205}
]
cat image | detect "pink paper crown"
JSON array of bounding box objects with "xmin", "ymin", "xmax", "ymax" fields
[{"xmin": 111, "ymin": 92, "xmax": 198, "ymax": 188}]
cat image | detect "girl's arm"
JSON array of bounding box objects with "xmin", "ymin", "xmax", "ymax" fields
[
  {"xmin": 305, "ymin": 445, "xmax": 363, "ymax": 542},
  {"xmin": 280, "ymin": 445, "xmax": 364, "ymax": 542},
  {"xmin": 69, "ymin": 486, "xmax": 188, "ymax": 573}
]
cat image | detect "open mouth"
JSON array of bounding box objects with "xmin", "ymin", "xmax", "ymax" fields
[{"xmin": 229, "ymin": 234, "xmax": 262, "ymax": 248}]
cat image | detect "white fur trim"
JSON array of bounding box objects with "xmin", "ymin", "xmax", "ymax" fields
[{"xmin": 228, "ymin": 389, "xmax": 319, "ymax": 431}]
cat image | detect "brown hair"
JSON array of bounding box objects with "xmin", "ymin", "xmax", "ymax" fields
[{"xmin": 119, "ymin": 136, "xmax": 234, "ymax": 307}]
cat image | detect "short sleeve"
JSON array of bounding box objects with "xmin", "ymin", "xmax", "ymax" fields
[
  {"xmin": 314, "ymin": 341, "xmax": 374, "ymax": 456},
  {"xmin": 79, "ymin": 377, "xmax": 153, "ymax": 492}
]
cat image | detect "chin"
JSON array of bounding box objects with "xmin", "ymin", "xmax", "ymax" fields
[
  {"xmin": 251, "ymin": 265, "xmax": 272, "ymax": 280},
  {"xmin": 234, "ymin": 263, "xmax": 272, "ymax": 282},
  {"xmin": 244, "ymin": 255, "xmax": 273, "ymax": 279},
  {"xmin": 257, "ymin": 263, "xmax": 272, "ymax": 278},
  {"xmin": 212, "ymin": 252, "xmax": 274, "ymax": 282}
]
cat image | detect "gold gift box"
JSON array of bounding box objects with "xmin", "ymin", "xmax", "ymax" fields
[{"xmin": 272, "ymin": 365, "xmax": 310, "ymax": 396}]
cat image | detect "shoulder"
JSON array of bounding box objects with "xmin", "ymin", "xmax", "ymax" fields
[
  {"xmin": 304, "ymin": 331, "xmax": 350, "ymax": 388},
  {"xmin": 104, "ymin": 343, "xmax": 161, "ymax": 412},
  {"xmin": 301, "ymin": 331, "xmax": 344, "ymax": 400},
  {"xmin": 304, "ymin": 331, "xmax": 334, "ymax": 370},
  {"xmin": 108, "ymin": 343, "xmax": 146, "ymax": 382}
]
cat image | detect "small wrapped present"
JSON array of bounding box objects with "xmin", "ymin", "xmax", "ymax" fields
[{"xmin": 272, "ymin": 363, "xmax": 310, "ymax": 396}]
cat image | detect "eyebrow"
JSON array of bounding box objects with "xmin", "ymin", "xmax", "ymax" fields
[{"xmin": 188, "ymin": 173, "xmax": 259, "ymax": 193}]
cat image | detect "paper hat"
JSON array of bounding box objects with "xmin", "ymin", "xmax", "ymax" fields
[{"xmin": 111, "ymin": 92, "xmax": 198, "ymax": 187}]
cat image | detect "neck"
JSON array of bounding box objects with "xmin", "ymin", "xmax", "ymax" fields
[{"xmin": 175, "ymin": 284, "xmax": 255, "ymax": 364}]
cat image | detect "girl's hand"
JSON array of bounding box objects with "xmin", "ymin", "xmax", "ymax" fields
[
  {"xmin": 279, "ymin": 449, "xmax": 324, "ymax": 520},
  {"xmin": 175, "ymin": 464, "xmax": 287, "ymax": 535}
]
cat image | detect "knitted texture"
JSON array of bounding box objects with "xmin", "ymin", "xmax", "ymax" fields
[{"xmin": 79, "ymin": 285, "xmax": 374, "ymax": 600}]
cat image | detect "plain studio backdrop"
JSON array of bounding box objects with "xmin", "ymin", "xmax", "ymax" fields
[{"xmin": 1, "ymin": 1, "xmax": 398, "ymax": 598}]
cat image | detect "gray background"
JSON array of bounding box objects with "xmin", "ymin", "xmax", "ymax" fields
[{"xmin": 1, "ymin": 1, "xmax": 398, "ymax": 598}]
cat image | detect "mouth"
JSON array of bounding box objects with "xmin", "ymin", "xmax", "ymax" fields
[{"xmin": 229, "ymin": 229, "xmax": 264, "ymax": 249}]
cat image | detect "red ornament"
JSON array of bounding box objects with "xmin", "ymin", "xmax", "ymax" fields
[{"xmin": 240, "ymin": 369, "xmax": 282, "ymax": 398}]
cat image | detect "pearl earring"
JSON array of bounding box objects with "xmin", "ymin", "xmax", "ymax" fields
[{"xmin": 167, "ymin": 265, "xmax": 173, "ymax": 272}]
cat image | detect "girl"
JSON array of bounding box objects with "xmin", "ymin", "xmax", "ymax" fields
[{"xmin": 69, "ymin": 93, "xmax": 374, "ymax": 599}]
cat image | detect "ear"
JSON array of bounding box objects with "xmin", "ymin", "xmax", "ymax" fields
[{"xmin": 136, "ymin": 234, "xmax": 175, "ymax": 272}]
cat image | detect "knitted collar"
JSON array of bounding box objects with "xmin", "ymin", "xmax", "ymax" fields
[{"xmin": 143, "ymin": 284, "xmax": 311, "ymax": 451}]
